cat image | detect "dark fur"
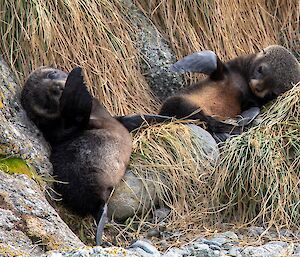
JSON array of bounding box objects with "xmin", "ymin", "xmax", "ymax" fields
[
  {"xmin": 21, "ymin": 67, "xmax": 92, "ymax": 145},
  {"xmin": 21, "ymin": 67, "xmax": 132, "ymax": 244},
  {"xmin": 158, "ymin": 45, "xmax": 300, "ymax": 133}
]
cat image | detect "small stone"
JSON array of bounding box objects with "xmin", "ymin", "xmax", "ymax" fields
[
  {"xmin": 153, "ymin": 207, "xmax": 171, "ymax": 223},
  {"xmin": 189, "ymin": 243, "xmax": 219, "ymax": 257},
  {"xmin": 242, "ymin": 241, "xmax": 293, "ymax": 257},
  {"xmin": 279, "ymin": 229, "xmax": 293, "ymax": 237},
  {"xmin": 200, "ymin": 239, "xmax": 222, "ymax": 248},
  {"xmin": 209, "ymin": 244, "xmax": 221, "ymax": 251},
  {"xmin": 128, "ymin": 240, "xmax": 161, "ymax": 257},
  {"xmin": 147, "ymin": 228, "xmax": 161, "ymax": 238},
  {"xmin": 248, "ymin": 226, "xmax": 265, "ymax": 237},
  {"xmin": 162, "ymin": 247, "xmax": 189, "ymax": 257},
  {"xmin": 210, "ymin": 231, "xmax": 239, "ymax": 245},
  {"xmin": 228, "ymin": 246, "xmax": 242, "ymax": 257},
  {"xmin": 293, "ymin": 245, "xmax": 300, "ymax": 256}
]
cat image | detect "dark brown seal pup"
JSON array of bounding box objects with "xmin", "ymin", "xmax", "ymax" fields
[
  {"xmin": 159, "ymin": 45, "xmax": 300, "ymax": 122},
  {"xmin": 21, "ymin": 67, "xmax": 132, "ymax": 245},
  {"xmin": 115, "ymin": 45, "xmax": 300, "ymax": 141}
]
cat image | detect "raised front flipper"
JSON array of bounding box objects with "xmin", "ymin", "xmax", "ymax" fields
[{"xmin": 60, "ymin": 67, "xmax": 93, "ymax": 130}]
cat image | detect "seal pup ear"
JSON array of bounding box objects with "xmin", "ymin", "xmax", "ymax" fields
[
  {"xmin": 60, "ymin": 67, "xmax": 93, "ymax": 128},
  {"xmin": 170, "ymin": 50, "xmax": 226, "ymax": 80}
]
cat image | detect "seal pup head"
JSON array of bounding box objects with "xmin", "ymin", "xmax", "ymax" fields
[
  {"xmin": 21, "ymin": 66, "xmax": 68, "ymax": 122},
  {"xmin": 249, "ymin": 45, "xmax": 300, "ymax": 99}
]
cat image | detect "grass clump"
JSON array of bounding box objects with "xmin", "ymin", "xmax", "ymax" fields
[
  {"xmin": 0, "ymin": 0, "xmax": 157, "ymax": 115},
  {"xmin": 110, "ymin": 121, "xmax": 217, "ymax": 245},
  {"xmin": 212, "ymin": 84, "xmax": 300, "ymax": 229},
  {"xmin": 135, "ymin": 0, "xmax": 299, "ymax": 60}
]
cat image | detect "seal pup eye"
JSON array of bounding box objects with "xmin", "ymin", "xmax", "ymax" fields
[
  {"xmin": 257, "ymin": 66, "xmax": 263, "ymax": 74},
  {"xmin": 47, "ymin": 71, "xmax": 59, "ymax": 80}
]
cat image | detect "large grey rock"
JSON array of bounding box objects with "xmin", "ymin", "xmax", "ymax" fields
[
  {"xmin": 0, "ymin": 171, "xmax": 84, "ymax": 256},
  {"xmin": 123, "ymin": 0, "xmax": 184, "ymax": 100},
  {"xmin": 187, "ymin": 124, "xmax": 219, "ymax": 162},
  {"xmin": 108, "ymin": 170, "xmax": 157, "ymax": 220},
  {"xmin": 0, "ymin": 57, "xmax": 52, "ymax": 177}
]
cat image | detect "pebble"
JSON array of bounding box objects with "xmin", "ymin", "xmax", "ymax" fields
[
  {"xmin": 128, "ymin": 240, "xmax": 161, "ymax": 257},
  {"xmin": 161, "ymin": 231, "xmax": 299, "ymax": 257},
  {"xmin": 162, "ymin": 247, "xmax": 189, "ymax": 257},
  {"xmin": 229, "ymin": 246, "xmax": 242, "ymax": 257}
]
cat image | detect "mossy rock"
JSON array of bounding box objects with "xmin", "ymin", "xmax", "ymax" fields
[{"xmin": 0, "ymin": 157, "xmax": 44, "ymax": 185}]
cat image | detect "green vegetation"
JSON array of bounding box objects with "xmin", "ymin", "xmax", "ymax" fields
[{"xmin": 0, "ymin": 157, "xmax": 44, "ymax": 186}]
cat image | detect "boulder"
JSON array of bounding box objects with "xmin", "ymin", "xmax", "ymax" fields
[
  {"xmin": 0, "ymin": 57, "xmax": 52, "ymax": 177},
  {"xmin": 109, "ymin": 124, "xmax": 218, "ymax": 221},
  {"xmin": 123, "ymin": 0, "xmax": 184, "ymax": 100},
  {"xmin": 187, "ymin": 124, "xmax": 219, "ymax": 162},
  {"xmin": 0, "ymin": 171, "xmax": 84, "ymax": 256},
  {"xmin": 108, "ymin": 170, "xmax": 157, "ymax": 220}
]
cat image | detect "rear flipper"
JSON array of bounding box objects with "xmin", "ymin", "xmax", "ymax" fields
[
  {"xmin": 115, "ymin": 114, "xmax": 173, "ymax": 132},
  {"xmin": 236, "ymin": 107, "xmax": 260, "ymax": 127},
  {"xmin": 95, "ymin": 203, "xmax": 108, "ymax": 246},
  {"xmin": 212, "ymin": 107, "xmax": 260, "ymax": 142}
]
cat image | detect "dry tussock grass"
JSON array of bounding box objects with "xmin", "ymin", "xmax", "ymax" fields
[
  {"xmin": 111, "ymin": 86, "xmax": 300, "ymax": 246},
  {"xmin": 0, "ymin": 0, "xmax": 157, "ymax": 115},
  {"xmin": 1, "ymin": 0, "xmax": 299, "ymax": 247},
  {"xmin": 212, "ymin": 84, "xmax": 300, "ymax": 230},
  {"xmin": 135, "ymin": 0, "xmax": 300, "ymax": 64}
]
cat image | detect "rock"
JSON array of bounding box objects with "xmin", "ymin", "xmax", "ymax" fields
[
  {"xmin": 187, "ymin": 124, "xmax": 219, "ymax": 162},
  {"xmin": 209, "ymin": 244, "xmax": 221, "ymax": 251},
  {"xmin": 122, "ymin": 0, "xmax": 184, "ymax": 100},
  {"xmin": 0, "ymin": 171, "xmax": 84, "ymax": 256},
  {"xmin": 0, "ymin": 57, "xmax": 52, "ymax": 177},
  {"xmin": 162, "ymin": 247, "xmax": 189, "ymax": 257},
  {"xmin": 109, "ymin": 125, "xmax": 219, "ymax": 221},
  {"xmin": 153, "ymin": 207, "xmax": 171, "ymax": 223},
  {"xmin": 209, "ymin": 231, "xmax": 239, "ymax": 245},
  {"xmin": 228, "ymin": 246, "xmax": 242, "ymax": 257},
  {"xmin": 242, "ymin": 241, "xmax": 294, "ymax": 257},
  {"xmin": 128, "ymin": 240, "xmax": 161, "ymax": 257},
  {"xmin": 293, "ymin": 245, "xmax": 300, "ymax": 256},
  {"xmin": 43, "ymin": 246, "xmax": 140, "ymax": 257},
  {"xmin": 247, "ymin": 226, "xmax": 265, "ymax": 237},
  {"xmin": 146, "ymin": 228, "xmax": 161, "ymax": 238},
  {"xmin": 200, "ymin": 238, "xmax": 222, "ymax": 248},
  {"xmin": 108, "ymin": 170, "xmax": 157, "ymax": 220},
  {"xmin": 188, "ymin": 243, "xmax": 219, "ymax": 257}
]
